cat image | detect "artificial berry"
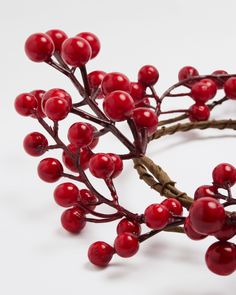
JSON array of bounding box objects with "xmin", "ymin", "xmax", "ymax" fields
[
  {"xmin": 37, "ymin": 158, "xmax": 63, "ymax": 183},
  {"xmin": 102, "ymin": 72, "xmax": 130, "ymax": 95},
  {"xmin": 114, "ymin": 233, "xmax": 139, "ymax": 258},
  {"xmin": 189, "ymin": 197, "xmax": 226, "ymax": 235},
  {"xmin": 68, "ymin": 122, "xmax": 94, "ymax": 148},
  {"xmin": 30, "ymin": 90, "xmax": 46, "ymax": 118},
  {"xmin": 184, "ymin": 216, "xmax": 207, "ymax": 240},
  {"xmin": 188, "ymin": 104, "xmax": 210, "ymax": 122},
  {"xmin": 135, "ymin": 97, "xmax": 151, "ymax": 107},
  {"xmin": 45, "ymin": 97, "xmax": 70, "ymax": 121},
  {"xmin": 88, "ymin": 70, "xmax": 106, "ymax": 89},
  {"xmin": 25, "ymin": 33, "xmax": 54, "ymax": 62},
  {"xmin": 46, "ymin": 29, "xmax": 68, "ymax": 52},
  {"xmin": 23, "ymin": 132, "xmax": 48, "ymax": 157},
  {"xmin": 54, "ymin": 182, "xmax": 79, "ymax": 207},
  {"xmin": 130, "ymin": 82, "xmax": 146, "ymax": 103},
  {"xmin": 191, "ymin": 79, "xmax": 217, "ymax": 103},
  {"xmin": 212, "ymin": 163, "xmax": 236, "ymax": 188},
  {"xmin": 86, "ymin": 123, "xmax": 99, "ymax": 149},
  {"xmin": 214, "ymin": 218, "xmax": 236, "ymax": 241},
  {"xmin": 178, "ymin": 66, "xmax": 199, "ymax": 86},
  {"xmin": 77, "ymin": 32, "xmax": 101, "ymax": 59},
  {"xmin": 107, "ymin": 153, "xmax": 123, "ymax": 178},
  {"xmin": 117, "ymin": 218, "xmax": 141, "ymax": 236},
  {"xmin": 144, "ymin": 203, "xmax": 170, "ymax": 230},
  {"xmin": 205, "ymin": 241, "xmax": 236, "ymax": 276},
  {"xmin": 61, "ymin": 207, "xmax": 86, "ymax": 234},
  {"xmin": 88, "ymin": 241, "xmax": 114, "ymax": 267},
  {"xmin": 194, "ymin": 185, "xmax": 217, "ymax": 200},
  {"xmin": 138, "ymin": 65, "xmax": 159, "ymax": 86},
  {"xmin": 14, "ymin": 93, "xmax": 38, "ymax": 117},
  {"xmin": 211, "ymin": 70, "xmax": 228, "ymax": 89},
  {"xmin": 132, "ymin": 107, "xmax": 158, "ymax": 135},
  {"xmin": 61, "ymin": 37, "xmax": 92, "ymax": 67},
  {"xmin": 78, "ymin": 189, "xmax": 98, "ymax": 212},
  {"xmin": 224, "ymin": 77, "xmax": 236, "ymax": 99},
  {"xmin": 42, "ymin": 88, "xmax": 72, "ymax": 112},
  {"xmin": 161, "ymin": 198, "xmax": 183, "ymax": 216},
  {"xmin": 89, "ymin": 153, "xmax": 114, "ymax": 179},
  {"xmin": 103, "ymin": 90, "xmax": 135, "ymax": 121}
]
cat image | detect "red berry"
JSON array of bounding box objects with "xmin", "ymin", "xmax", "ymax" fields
[
  {"xmin": 102, "ymin": 72, "xmax": 130, "ymax": 95},
  {"xmin": 135, "ymin": 97, "xmax": 150, "ymax": 107},
  {"xmin": 189, "ymin": 197, "xmax": 226, "ymax": 235},
  {"xmin": 89, "ymin": 153, "xmax": 114, "ymax": 179},
  {"xmin": 42, "ymin": 88, "xmax": 72, "ymax": 112},
  {"xmin": 212, "ymin": 163, "xmax": 236, "ymax": 188},
  {"xmin": 144, "ymin": 204, "xmax": 170, "ymax": 230},
  {"xmin": 30, "ymin": 90, "xmax": 46, "ymax": 118},
  {"xmin": 68, "ymin": 122, "xmax": 94, "ymax": 148},
  {"xmin": 138, "ymin": 65, "xmax": 159, "ymax": 86},
  {"xmin": 78, "ymin": 189, "xmax": 98, "ymax": 212},
  {"xmin": 14, "ymin": 93, "xmax": 38, "ymax": 117},
  {"xmin": 194, "ymin": 185, "xmax": 217, "ymax": 200},
  {"xmin": 103, "ymin": 90, "xmax": 135, "ymax": 121},
  {"xmin": 211, "ymin": 70, "xmax": 228, "ymax": 89},
  {"xmin": 117, "ymin": 218, "xmax": 141, "ymax": 236},
  {"xmin": 224, "ymin": 77, "xmax": 236, "ymax": 99},
  {"xmin": 45, "ymin": 97, "xmax": 70, "ymax": 121},
  {"xmin": 23, "ymin": 132, "xmax": 48, "ymax": 157},
  {"xmin": 25, "ymin": 33, "xmax": 54, "ymax": 62},
  {"xmin": 188, "ymin": 104, "xmax": 210, "ymax": 122},
  {"xmin": 88, "ymin": 70, "xmax": 106, "ymax": 89},
  {"xmin": 184, "ymin": 216, "xmax": 207, "ymax": 240},
  {"xmin": 130, "ymin": 82, "xmax": 146, "ymax": 103},
  {"xmin": 178, "ymin": 66, "xmax": 199, "ymax": 86},
  {"xmin": 37, "ymin": 158, "xmax": 63, "ymax": 183},
  {"xmin": 191, "ymin": 79, "xmax": 217, "ymax": 103},
  {"xmin": 161, "ymin": 198, "xmax": 183, "ymax": 216},
  {"xmin": 107, "ymin": 153, "xmax": 123, "ymax": 178},
  {"xmin": 84, "ymin": 123, "xmax": 99, "ymax": 150},
  {"xmin": 214, "ymin": 219, "xmax": 236, "ymax": 241},
  {"xmin": 88, "ymin": 241, "xmax": 114, "ymax": 267},
  {"xmin": 61, "ymin": 37, "xmax": 92, "ymax": 67},
  {"xmin": 46, "ymin": 29, "xmax": 68, "ymax": 52},
  {"xmin": 114, "ymin": 233, "xmax": 139, "ymax": 258},
  {"xmin": 77, "ymin": 32, "xmax": 101, "ymax": 59},
  {"xmin": 205, "ymin": 241, "xmax": 236, "ymax": 276},
  {"xmin": 61, "ymin": 207, "xmax": 86, "ymax": 234},
  {"xmin": 54, "ymin": 182, "xmax": 79, "ymax": 207},
  {"xmin": 132, "ymin": 107, "xmax": 158, "ymax": 135}
]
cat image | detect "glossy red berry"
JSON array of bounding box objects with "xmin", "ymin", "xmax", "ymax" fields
[
  {"xmin": 214, "ymin": 219, "xmax": 236, "ymax": 241},
  {"xmin": 61, "ymin": 37, "xmax": 92, "ymax": 67},
  {"xmin": 188, "ymin": 104, "xmax": 210, "ymax": 122},
  {"xmin": 89, "ymin": 153, "xmax": 114, "ymax": 179},
  {"xmin": 194, "ymin": 185, "xmax": 217, "ymax": 200},
  {"xmin": 14, "ymin": 93, "xmax": 38, "ymax": 117},
  {"xmin": 68, "ymin": 122, "xmax": 94, "ymax": 148},
  {"xmin": 144, "ymin": 204, "xmax": 170, "ymax": 230},
  {"xmin": 25, "ymin": 33, "xmax": 54, "ymax": 62},
  {"xmin": 78, "ymin": 189, "xmax": 98, "ymax": 212},
  {"xmin": 130, "ymin": 82, "xmax": 146, "ymax": 103},
  {"xmin": 114, "ymin": 233, "xmax": 139, "ymax": 258},
  {"xmin": 23, "ymin": 132, "xmax": 48, "ymax": 157},
  {"xmin": 191, "ymin": 79, "xmax": 217, "ymax": 103},
  {"xmin": 135, "ymin": 97, "xmax": 150, "ymax": 107},
  {"xmin": 132, "ymin": 107, "xmax": 158, "ymax": 135},
  {"xmin": 45, "ymin": 97, "xmax": 70, "ymax": 121},
  {"xmin": 77, "ymin": 32, "xmax": 101, "ymax": 59},
  {"xmin": 107, "ymin": 153, "xmax": 123, "ymax": 178},
  {"xmin": 102, "ymin": 72, "xmax": 130, "ymax": 95},
  {"xmin": 205, "ymin": 241, "xmax": 236, "ymax": 276},
  {"xmin": 30, "ymin": 90, "xmax": 46, "ymax": 118},
  {"xmin": 37, "ymin": 158, "xmax": 63, "ymax": 183},
  {"xmin": 86, "ymin": 124, "xmax": 99, "ymax": 149},
  {"xmin": 103, "ymin": 90, "xmax": 135, "ymax": 121},
  {"xmin": 224, "ymin": 77, "xmax": 236, "ymax": 99},
  {"xmin": 184, "ymin": 216, "xmax": 207, "ymax": 240},
  {"xmin": 61, "ymin": 207, "xmax": 86, "ymax": 234},
  {"xmin": 88, "ymin": 241, "xmax": 114, "ymax": 267},
  {"xmin": 117, "ymin": 218, "xmax": 141, "ymax": 236},
  {"xmin": 211, "ymin": 70, "xmax": 228, "ymax": 89},
  {"xmin": 212, "ymin": 163, "xmax": 236, "ymax": 188},
  {"xmin": 138, "ymin": 65, "xmax": 159, "ymax": 86},
  {"xmin": 54, "ymin": 182, "xmax": 79, "ymax": 207},
  {"xmin": 178, "ymin": 66, "xmax": 199, "ymax": 86},
  {"xmin": 161, "ymin": 198, "xmax": 183, "ymax": 216},
  {"xmin": 88, "ymin": 70, "xmax": 106, "ymax": 89},
  {"xmin": 46, "ymin": 29, "xmax": 68, "ymax": 52},
  {"xmin": 42, "ymin": 88, "xmax": 72, "ymax": 112},
  {"xmin": 189, "ymin": 197, "xmax": 226, "ymax": 235}
]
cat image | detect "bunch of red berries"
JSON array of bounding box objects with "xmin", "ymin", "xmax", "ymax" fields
[{"xmin": 14, "ymin": 29, "xmax": 236, "ymax": 275}]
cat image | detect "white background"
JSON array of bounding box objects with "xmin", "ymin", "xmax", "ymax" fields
[{"xmin": 0, "ymin": 0, "xmax": 236, "ymax": 294}]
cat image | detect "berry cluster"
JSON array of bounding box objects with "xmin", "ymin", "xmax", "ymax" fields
[{"xmin": 15, "ymin": 29, "xmax": 236, "ymax": 275}]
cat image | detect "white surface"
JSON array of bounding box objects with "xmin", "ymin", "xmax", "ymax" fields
[{"xmin": 0, "ymin": 0, "xmax": 236, "ymax": 294}]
